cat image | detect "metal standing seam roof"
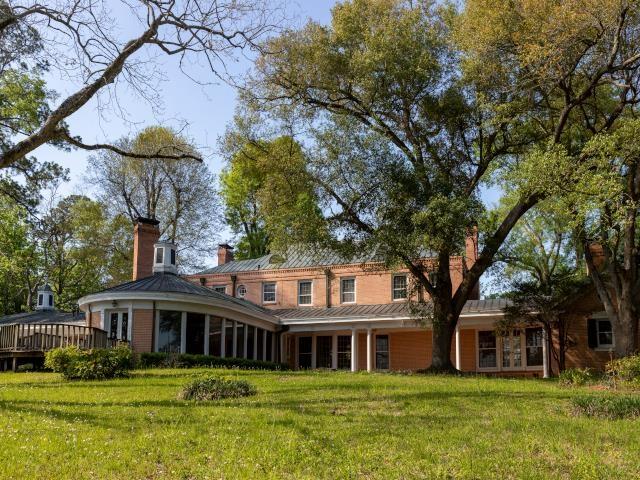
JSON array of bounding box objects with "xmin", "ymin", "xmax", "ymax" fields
[
  {"xmin": 92, "ymin": 273, "xmax": 271, "ymax": 316},
  {"xmin": 0, "ymin": 310, "xmax": 86, "ymax": 326},
  {"xmin": 272, "ymin": 298, "xmax": 511, "ymax": 321},
  {"xmin": 196, "ymin": 247, "xmax": 437, "ymax": 275}
]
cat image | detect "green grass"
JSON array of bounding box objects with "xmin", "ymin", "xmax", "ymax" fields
[{"xmin": 0, "ymin": 369, "xmax": 638, "ymax": 479}]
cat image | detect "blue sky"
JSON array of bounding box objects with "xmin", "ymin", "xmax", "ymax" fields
[{"xmin": 40, "ymin": 1, "xmax": 338, "ymax": 201}]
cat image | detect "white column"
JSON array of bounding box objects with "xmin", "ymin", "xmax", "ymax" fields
[
  {"xmin": 232, "ymin": 321, "xmax": 238, "ymax": 357},
  {"xmin": 220, "ymin": 318, "xmax": 226, "ymax": 358},
  {"xmin": 366, "ymin": 329, "xmax": 373, "ymax": 372},
  {"xmin": 279, "ymin": 332, "xmax": 286, "ymax": 364},
  {"xmin": 253, "ymin": 327, "xmax": 258, "ymax": 360},
  {"xmin": 153, "ymin": 310, "xmax": 160, "ymax": 352},
  {"xmin": 351, "ymin": 329, "xmax": 358, "ymax": 372},
  {"xmin": 311, "ymin": 335, "xmax": 317, "ymax": 369},
  {"xmin": 455, "ymin": 325, "xmax": 462, "ymax": 371},
  {"xmin": 127, "ymin": 304, "xmax": 133, "ymax": 343},
  {"xmin": 331, "ymin": 335, "xmax": 338, "ymax": 369},
  {"xmin": 204, "ymin": 315, "xmax": 210, "ymax": 355},
  {"xmin": 243, "ymin": 325, "xmax": 248, "ymax": 359},
  {"xmin": 180, "ymin": 311, "xmax": 187, "ymax": 354},
  {"xmin": 543, "ymin": 328, "xmax": 550, "ymax": 378},
  {"xmin": 262, "ymin": 329, "xmax": 267, "ymax": 361}
]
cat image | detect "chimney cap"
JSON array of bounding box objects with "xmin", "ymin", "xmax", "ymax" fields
[
  {"xmin": 218, "ymin": 243, "xmax": 234, "ymax": 250},
  {"xmin": 135, "ymin": 216, "xmax": 160, "ymax": 226}
]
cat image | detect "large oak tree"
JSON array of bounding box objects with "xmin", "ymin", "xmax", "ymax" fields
[{"xmin": 250, "ymin": 0, "xmax": 640, "ymax": 369}]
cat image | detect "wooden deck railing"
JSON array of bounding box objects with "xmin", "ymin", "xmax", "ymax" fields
[{"xmin": 0, "ymin": 324, "xmax": 110, "ymax": 353}]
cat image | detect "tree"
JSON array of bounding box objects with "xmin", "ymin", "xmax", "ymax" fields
[
  {"xmin": 251, "ymin": 0, "xmax": 640, "ymax": 369},
  {"xmin": 566, "ymin": 119, "xmax": 640, "ymax": 357},
  {"xmin": 88, "ymin": 126, "xmax": 221, "ymax": 270},
  {"xmin": 0, "ymin": 2, "xmax": 67, "ymax": 209},
  {"xmin": 220, "ymin": 131, "xmax": 321, "ymax": 259},
  {"xmin": 490, "ymin": 201, "xmax": 583, "ymax": 372},
  {"xmin": 0, "ymin": 198, "xmax": 40, "ymax": 314},
  {"xmin": 0, "ymin": 0, "xmax": 279, "ymax": 169},
  {"xmin": 38, "ymin": 195, "xmax": 133, "ymax": 310}
]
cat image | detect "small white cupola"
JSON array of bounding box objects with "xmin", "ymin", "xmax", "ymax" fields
[
  {"xmin": 153, "ymin": 241, "xmax": 178, "ymax": 275},
  {"xmin": 36, "ymin": 283, "xmax": 54, "ymax": 311}
]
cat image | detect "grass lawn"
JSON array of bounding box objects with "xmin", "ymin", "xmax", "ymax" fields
[{"xmin": 0, "ymin": 369, "xmax": 638, "ymax": 479}]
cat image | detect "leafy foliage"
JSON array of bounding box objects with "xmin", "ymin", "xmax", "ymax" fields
[
  {"xmin": 87, "ymin": 126, "xmax": 220, "ymax": 270},
  {"xmin": 607, "ymin": 355, "xmax": 640, "ymax": 386},
  {"xmin": 559, "ymin": 368, "xmax": 600, "ymax": 387},
  {"xmin": 44, "ymin": 344, "xmax": 133, "ymax": 380},
  {"xmin": 178, "ymin": 375, "xmax": 257, "ymax": 401},
  {"xmin": 137, "ymin": 352, "xmax": 288, "ymax": 371},
  {"xmin": 572, "ymin": 395, "xmax": 640, "ymax": 419}
]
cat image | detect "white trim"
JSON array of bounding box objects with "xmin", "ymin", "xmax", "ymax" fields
[
  {"xmin": 475, "ymin": 328, "xmax": 545, "ymax": 373},
  {"xmin": 350, "ymin": 329, "xmax": 358, "ymax": 371},
  {"xmin": 366, "ymin": 329, "xmax": 373, "ymax": 372},
  {"xmin": 180, "ymin": 311, "xmax": 187, "ymax": 354},
  {"xmin": 455, "ymin": 325, "xmax": 461, "ymax": 370},
  {"xmin": 297, "ymin": 279, "xmax": 313, "ymax": 306},
  {"xmin": 236, "ymin": 284, "xmax": 247, "ymax": 298},
  {"xmin": 340, "ymin": 277, "xmax": 356, "ymax": 304},
  {"xmin": 204, "ymin": 315, "xmax": 210, "ymax": 355},
  {"xmin": 220, "ymin": 318, "xmax": 226, "ymax": 357},
  {"xmin": 595, "ymin": 318, "xmax": 614, "ymax": 349},
  {"xmin": 232, "ymin": 320, "xmax": 238, "ymax": 357}
]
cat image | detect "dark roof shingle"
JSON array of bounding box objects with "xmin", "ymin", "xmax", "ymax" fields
[{"xmin": 0, "ymin": 310, "xmax": 85, "ymax": 326}]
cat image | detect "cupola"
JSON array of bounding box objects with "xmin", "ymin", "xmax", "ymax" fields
[
  {"xmin": 35, "ymin": 283, "xmax": 54, "ymax": 311},
  {"xmin": 153, "ymin": 241, "xmax": 178, "ymax": 275}
]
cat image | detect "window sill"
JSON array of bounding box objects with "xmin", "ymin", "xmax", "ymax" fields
[{"xmin": 594, "ymin": 346, "xmax": 614, "ymax": 352}]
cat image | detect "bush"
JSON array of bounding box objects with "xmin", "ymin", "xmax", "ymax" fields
[
  {"xmin": 16, "ymin": 363, "xmax": 34, "ymax": 372},
  {"xmin": 45, "ymin": 344, "xmax": 133, "ymax": 380},
  {"xmin": 178, "ymin": 376, "xmax": 257, "ymax": 401},
  {"xmin": 606, "ymin": 354, "xmax": 640, "ymax": 385},
  {"xmin": 138, "ymin": 352, "xmax": 288, "ymax": 371},
  {"xmin": 572, "ymin": 395, "xmax": 640, "ymax": 419},
  {"xmin": 559, "ymin": 368, "xmax": 599, "ymax": 387}
]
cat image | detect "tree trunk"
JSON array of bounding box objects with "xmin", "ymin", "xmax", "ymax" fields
[
  {"xmin": 430, "ymin": 296, "xmax": 456, "ymax": 371},
  {"xmin": 615, "ymin": 294, "xmax": 638, "ymax": 357},
  {"xmin": 431, "ymin": 320, "xmax": 455, "ymax": 371}
]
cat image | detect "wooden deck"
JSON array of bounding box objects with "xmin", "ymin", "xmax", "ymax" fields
[{"xmin": 0, "ymin": 323, "xmax": 111, "ymax": 370}]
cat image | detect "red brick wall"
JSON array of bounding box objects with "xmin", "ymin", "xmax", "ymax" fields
[
  {"xmin": 188, "ymin": 257, "xmax": 472, "ymax": 310},
  {"xmin": 132, "ymin": 309, "xmax": 154, "ymax": 353},
  {"xmin": 88, "ymin": 312, "xmax": 102, "ymax": 329},
  {"xmin": 389, "ymin": 330, "xmax": 431, "ymax": 370}
]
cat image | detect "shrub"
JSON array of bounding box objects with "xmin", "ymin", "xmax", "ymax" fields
[
  {"xmin": 606, "ymin": 354, "xmax": 640, "ymax": 385},
  {"xmin": 137, "ymin": 352, "xmax": 288, "ymax": 371},
  {"xmin": 45, "ymin": 344, "xmax": 133, "ymax": 380},
  {"xmin": 178, "ymin": 376, "xmax": 257, "ymax": 401},
  {"xmin": 16, "ymin": 363, "xmax": 34, "ymax": 372},
  {"xmin": 572, "ymin": 395, "xmax": 640, "ymax": 419},
  {"xmin": 558, "ymin": 368, "xmax": 599, "ymax": 387}
]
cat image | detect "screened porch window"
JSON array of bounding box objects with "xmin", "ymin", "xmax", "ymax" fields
[{"xmin": 157, "ymin": 310, "xmax": 181, "ymax": 353}]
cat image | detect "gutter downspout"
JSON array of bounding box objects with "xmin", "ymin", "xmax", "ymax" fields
[
  {"xmin": 231, "ymin": 275, "xmax": 237, "ymax": 298},
  {"xmin": 324, "ymin": 269, "xmax": 332, "ymax": 308}
]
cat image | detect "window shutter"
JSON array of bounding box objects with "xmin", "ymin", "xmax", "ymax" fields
[{"xmin": 587, "ymin": 319, "xmax": 598, "ymax": 349}]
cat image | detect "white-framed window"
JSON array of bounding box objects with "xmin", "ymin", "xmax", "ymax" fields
[
  {"xmin": 262, "ymin": 282, "xmax": 276, "ymax": 303},
  {"xmin": 213, "ymin": 285, "xmax": 227, "ymax": 294},
  {"xmin": 478, "ymin": 328, "xmax": 544, "ymax": 370},
  {"xmin": 155, "ymin": 247, "xmax": 164, "ymax": 264},
  {"xmin": 341, "ymin": 277, "xmax": 356, "ymax": 304},
  {"xmin": 597, "ymin": 319, "xmax": 613, "ymax": 347},
  {"xmin": 392, "ymin": 274, "xmax": 407, "ymax": 300},
  {"xmin": 108, "ymin": 311, "xmax": 129, "ymax": 342},
  {"xmin": 237, "ymin": 285, "xmax": 247, "ymax": 298},
  {"xmin": 478, "ymin": 330, "xmax": 497, "ymax": 368},
  {"xmin": 298, "ymin": 280, "xmax": 312, "ymax": 306}
]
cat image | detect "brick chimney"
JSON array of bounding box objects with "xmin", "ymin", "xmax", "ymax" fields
[
  {"xmin": 217, "ymin": 244, "xmax": 234, "ymax": 265},
  {"xmin": 586, "ymin": 243, "xmax": 606, "ymax": 275},
  {"xmin": 465, "ymin": 225, "xmax": 480, "ymax": 300},
  {"xmin": 133, "ymin": 217, "xmax": 160, "ymax": 280}
]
